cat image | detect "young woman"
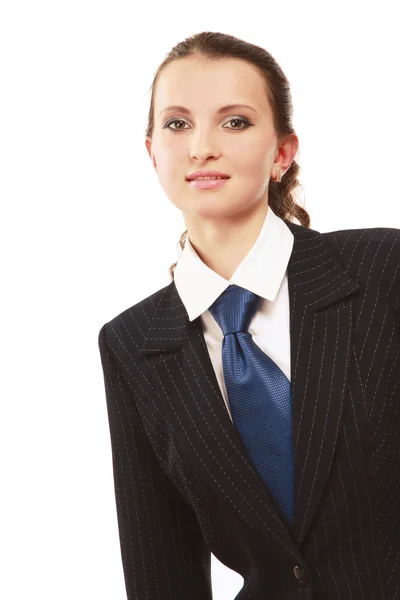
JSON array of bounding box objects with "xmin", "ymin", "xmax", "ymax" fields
[{"xmin": 98, "ymin": 31, "xmax": 400, "ymax": 600}]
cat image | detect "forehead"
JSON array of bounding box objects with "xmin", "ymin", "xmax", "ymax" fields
[{"xmin": 154, "ymin": 56, "xmax": 269, "ymax": 114}]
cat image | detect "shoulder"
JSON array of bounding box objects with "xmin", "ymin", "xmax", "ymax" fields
[
  {"xmin": 285, "ymin": 218, "xmax": 399, "ymax": 271},
  {"xmin": 98, "ymin": 281, "xmax": 174, "ymax": 361},
  {"xmin": 323, "ymin": 225, "xmax": 400, "ymax": 253},
  {"xmin": 322, "ymin": 225, "xmax": 400, "ymax": 300},
  {"xmin": 322, "ymin": 225, "xmax": 400, "ymax": 267}
]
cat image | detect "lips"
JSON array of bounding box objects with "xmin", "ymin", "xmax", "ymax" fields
[
  {"xmin": 189, "ymin": 176, "xmax": 229, "ymax": 180},
  {"xmin": 187, "ymin": 177, "xmax": 230, "ymax": 190},
  {"xmin": 186, "ymin": 170, "xmax": 230, "ymax": 181}
]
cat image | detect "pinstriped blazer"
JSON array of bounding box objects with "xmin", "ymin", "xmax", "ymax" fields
[{"xmin": 98, "ymin": 219, "xmax": 400, "ymax": 600}]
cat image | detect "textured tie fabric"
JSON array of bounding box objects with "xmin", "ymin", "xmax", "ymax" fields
[{"xmin": 209, "ymin": 284, "xmax": 294, "ymax": 528}]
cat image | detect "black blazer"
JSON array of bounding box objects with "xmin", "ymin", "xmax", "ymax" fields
[{"xmin": 98, "ymin": 219, "xmax": 400, "ymax": 600}]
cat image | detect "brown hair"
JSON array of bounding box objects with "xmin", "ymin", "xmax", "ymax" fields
[{"xmin": 144, "ymin": 31, "xmax": 310, "ymax": 281}]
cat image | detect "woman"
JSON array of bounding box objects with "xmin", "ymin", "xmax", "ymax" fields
[{"xmin": 98, "ymin": 31, "xmax": 400, "ymax": 599}]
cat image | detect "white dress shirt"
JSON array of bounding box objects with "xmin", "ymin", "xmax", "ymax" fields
[{"xmin": 173, "ymin": 205, "xmax": 295, "ymax": 422}]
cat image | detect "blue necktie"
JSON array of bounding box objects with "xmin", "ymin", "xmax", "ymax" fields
[{"xmin": 209, "ymin": 284, "xmax": 294, "ymax": 527}]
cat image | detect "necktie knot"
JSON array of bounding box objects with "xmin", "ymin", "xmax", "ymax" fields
[{"xmin": 209, "ymin": 284, "xmax": 261, "ymax": 336}]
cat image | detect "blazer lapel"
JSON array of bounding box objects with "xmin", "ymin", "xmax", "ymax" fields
[
  {"xmin": 138, "ymin": 219, "xmax": 360, "ymax": 549},
  {"xmin": 284, "ymin": 220, "xmax": 360, "ymax": 545}
]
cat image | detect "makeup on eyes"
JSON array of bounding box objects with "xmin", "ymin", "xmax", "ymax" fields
[{"xmin": 163, "ymin": 116, "xmax": 253, "ymax": 131}]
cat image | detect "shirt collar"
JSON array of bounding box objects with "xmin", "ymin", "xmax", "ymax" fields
[{"xmin": 173, "ymin": 205, "xmax": 294, "ymax": 321}]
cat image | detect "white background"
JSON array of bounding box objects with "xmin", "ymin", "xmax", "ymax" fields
[{"xmin": 1, "ymin": 1, "xmax": 399, "ymax": 598}]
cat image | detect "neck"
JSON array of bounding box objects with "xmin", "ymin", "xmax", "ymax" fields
[{"xmin": 184, "ymin": 202, "xmax": 269, "ymax": 281}]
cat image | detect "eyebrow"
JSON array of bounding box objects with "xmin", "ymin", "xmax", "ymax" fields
[{"xmin": 158, "ymin": 104, "xmax": 257, "ymax": 117}]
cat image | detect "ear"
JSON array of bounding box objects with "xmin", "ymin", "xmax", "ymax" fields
[
  {"xmin": 274, "ymin": 133, "xmax": 299, "ymax": 174},
  {"xmin": 145, "ymin": 138, "xmax": 157, "ymax": 169}
]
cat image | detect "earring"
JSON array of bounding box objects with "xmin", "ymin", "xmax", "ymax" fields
[{"xmin": 274, "ymin": 165, "xmax": 282, "ymax": 183}]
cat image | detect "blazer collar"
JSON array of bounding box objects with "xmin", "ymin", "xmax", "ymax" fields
[{"xmin": 138, "ymin": 219, "xmax": 360, "ymax": 550}]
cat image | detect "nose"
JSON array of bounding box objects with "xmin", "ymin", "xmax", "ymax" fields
[
  {"xmin": 190, "ymin": 150, "xmax": 219, "ymax": 162},
  {"xmin": 189, "ymin": 129, "xmax": 221, "ymax": 162}
]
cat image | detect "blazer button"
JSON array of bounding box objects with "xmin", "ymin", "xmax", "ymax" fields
[{"xmin": 293, "ymin": 566, "xmax": 308, "ymax": 584}]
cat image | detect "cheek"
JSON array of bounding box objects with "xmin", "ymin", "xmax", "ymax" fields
[
  {"xmin": 154, "ymin": 144, "xmax": 186, "ymax": 178},
  {"xmin": 229, "ymin": 137, "xmax": 272, "ymax": 169},
  {"xmin": 229, "ymin": 155, "xmax": 270, "ymax": 183}
]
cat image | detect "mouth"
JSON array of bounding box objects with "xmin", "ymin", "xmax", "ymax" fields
[
  {"xmin": 187, "ymin": 177, "xmax": 230, "ymax": 190},
  {"xmin": 186, "ymin": 175, "xmax": 230, "ymax": 181}
]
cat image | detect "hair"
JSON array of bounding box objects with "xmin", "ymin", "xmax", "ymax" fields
[{"xmin": 144, "ymin": 31, "xmax": 311, "ymax": 281}]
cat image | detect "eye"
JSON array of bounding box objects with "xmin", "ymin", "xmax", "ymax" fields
[
  {"xmin": 163, "ymin": 116, "xmax": 252, "ymax": 131},
  {"xmin": 164, "ymin": 118, "xmax": 189, "ymax": 131}
]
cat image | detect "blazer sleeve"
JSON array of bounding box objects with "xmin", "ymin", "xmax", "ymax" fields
[{"xmin": 98, "ymin": 323, "xmax": 213, "ymax": 600}]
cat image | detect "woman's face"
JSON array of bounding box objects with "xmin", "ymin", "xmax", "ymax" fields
[{"xmin": 146, "ymin": 56, "xmax": 293, "ymax": 222}]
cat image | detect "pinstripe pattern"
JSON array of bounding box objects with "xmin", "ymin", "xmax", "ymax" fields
[{"xmin": 98, "ymin": 219, "xmax": 400, "ymax": 599}]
